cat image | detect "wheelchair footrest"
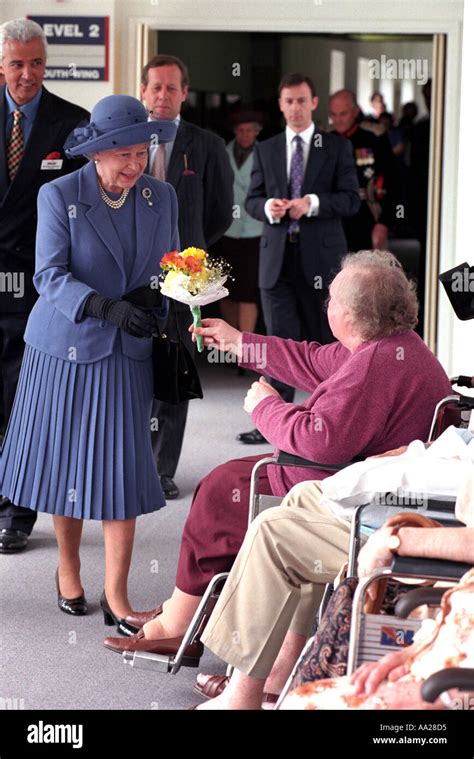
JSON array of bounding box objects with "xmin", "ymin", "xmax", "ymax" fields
[{"xmin": 122, "ymin": 649, "xmax": 201, "ymax": 672}]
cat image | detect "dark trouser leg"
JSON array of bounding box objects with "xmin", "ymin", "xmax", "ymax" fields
[
  {"xmin": 260, "ymin": 244, "xmax": 302, "ymax": 402},
  {"xmin": 260, "ymin": 239, "xmax": 333, "ymax": 401},
  {"xmin": 151, "ymin": 307, "xmax": 194, "ymax": 478},
  {"xmin": 292, "ymin": 241, "xmax": 334, "ymax": 344},
  {"xmin": 294, "ymin": 275, "xmax": 334, "ymax": 345},
  {"xmin": 175, "ymin": 454, "xmax": 272, "ymax": 595},
  {"xmin": 151, "ymin": 398, "xmax": 189, "ymax": 478},
  {"xmin": 0, "ymin": 313, "xmax": 37, "ymax": 534}
]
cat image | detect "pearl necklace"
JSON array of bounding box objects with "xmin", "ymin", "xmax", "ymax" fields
[{"xmin": 98, "ymin": 180, "xmax": 130, "ymax": 209}]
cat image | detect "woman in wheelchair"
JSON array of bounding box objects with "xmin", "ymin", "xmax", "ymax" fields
[
  {"xmin": 103, "ymin": 250, "xmax": 451, "ymax": 661},
  {"xmin": 282, "ymin": 566, "xmax": 474, "ymax": 710}
]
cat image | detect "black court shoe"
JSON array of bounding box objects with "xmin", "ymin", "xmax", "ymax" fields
[
  {"xmin": 236, "ymin": 428, "xmax": 269, "ymax": 445},
  {"xmin": 100, "ymin": 592, "xmax": 139, "ymax": 637},
  {"xmin": 55, "ymin": 569, "xmax": 88, "ymax": 616},
  {"xmin": 160, "ymin": 475, "xmax": 180, "ymax": 500}
]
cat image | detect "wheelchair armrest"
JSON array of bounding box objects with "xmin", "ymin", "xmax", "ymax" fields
[
  {"xmin": 394, "ymin": 587, "xmax": 447, "ymax": 618},
  {"xmin": 421, "ymin": 668, "xmax": 474, "ymax": 702},
  {"xmin": 352, "ymin": 499, "xmax": 459, "ymax": 537},
  {"xmin": 391, "ymin": 555, "xmax": 472, "ymax": 581},
  {"xmin": 423, "ymin": 497, "xmax": 457, "ymax": 514},
  {"xmin": 347, "ymin": 501, "xmax": 460, "ymax": 577},
  {"xmin": 457, "ymin": 393, "xmax": 474, "ymax": 408},
  {"xmin": 275, "ymin": 451, "xmax": 359, "ymax": 470},
  {"xmin": 450, "ymin": 375, "xmax": 474, "ymax": 389}
]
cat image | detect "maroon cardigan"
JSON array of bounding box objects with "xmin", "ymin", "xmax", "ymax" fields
[{"xmin": 239, "ymin": 331, "xmax": 452, "ymax": 496}]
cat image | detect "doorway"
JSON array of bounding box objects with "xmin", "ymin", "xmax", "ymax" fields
[{"xmin": 146, "ymin": 29, "xmax": 443, "ymax": 342}]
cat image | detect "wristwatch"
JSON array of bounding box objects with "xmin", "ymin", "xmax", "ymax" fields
[{"xmin": 386, "ymin": 526, "xmax": 402, "ymax": 554}]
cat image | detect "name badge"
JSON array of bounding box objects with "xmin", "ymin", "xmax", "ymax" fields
[{"xmin": 41, "ymin": 159, "xmax": 63, "ymax": 170}]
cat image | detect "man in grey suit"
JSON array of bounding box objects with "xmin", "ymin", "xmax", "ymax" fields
[
  {"xmin": 141, "ymin": 54, "xmax": 233, "ymax": 498},
  {"xmin": 239, "ymin": 73, "xmax": 360, "ymax": 444},
  {"xmin": 0, "ymin": 19, "xmax": 89, "ymax": 551}
]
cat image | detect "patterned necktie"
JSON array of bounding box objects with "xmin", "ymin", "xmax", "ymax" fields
[
  {"xmin": 288, "ymin": 134, "xmax": 304, "ymax": 235},
  {"xmin": 152, "ymin": 143, "xmax": 166, "ymax": 181},
  {"xmin": 7, "ymin": 109, "xmax": 24, "ymax": 181}
]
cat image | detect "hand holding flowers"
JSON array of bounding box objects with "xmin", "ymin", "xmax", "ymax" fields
[
  {"xmin": 160, "ymin": 247, "xmax": 230, "ymax": 352},
  {"xmin": 189, "ymin": 317, "xmax": 242, "ymax": 355}
]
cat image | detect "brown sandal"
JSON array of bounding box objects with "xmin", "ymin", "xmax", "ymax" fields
[
  {"xmin": 194, "ymin": 674, "xmax": 230, "ymax": 700},
  {"xmin": 262, "ymin": 693, "xmax": 279, "ymax": 706},
  {"xmin": 194, "ymin": 674, "xmax": 279, "ymax": 706}
]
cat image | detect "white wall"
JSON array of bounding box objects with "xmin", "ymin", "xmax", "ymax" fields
[{"xmin": 440, "ymin": 0, "xmax": 474, "ymax": 375}]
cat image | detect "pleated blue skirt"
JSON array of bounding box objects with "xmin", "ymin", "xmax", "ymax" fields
[{"xmin": 0, "ymin": 341, "xmax": 165, "ymax": 520}]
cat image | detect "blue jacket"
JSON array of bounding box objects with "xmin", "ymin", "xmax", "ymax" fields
[{"xmin": 24, "ymin": 161, "xmax": 179, "ymax": 363}]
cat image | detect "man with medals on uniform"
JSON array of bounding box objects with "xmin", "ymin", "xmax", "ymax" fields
[{"xmin": 329, "ymin": 89, "xmax": 397, "ymax": 252}]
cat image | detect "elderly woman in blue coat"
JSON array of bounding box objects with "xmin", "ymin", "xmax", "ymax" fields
[{"xmin": 0, "ymin": 95, "xmax": 178, "ymax": 633}]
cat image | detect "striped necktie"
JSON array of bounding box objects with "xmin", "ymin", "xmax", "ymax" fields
[
  {"xmin": 7, "ymin": 109, "xmax": 24, "ymax": 181},
  {"xmin": 152, "ymin": 143, "xmax": 166, "ymax": 181},
  {"xmin": 288, "ymin": 134, "xmax": 304, "ymax": 235}
]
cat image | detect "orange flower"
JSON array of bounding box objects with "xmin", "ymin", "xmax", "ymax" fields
[
  {"xmin": 184, "ymin": 256, "xmax": 204, "ymax": 273},
  {"xmin": 161, "ymin": 249, "xmax": 206, "ymax": 276},
  {"xmin": 161, "ymin": 251, "xmax": 185, "ymax": 270}
]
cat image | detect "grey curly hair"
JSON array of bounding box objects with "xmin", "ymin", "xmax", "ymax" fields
[
  {"xmin": 0, "ymin": 19, "xmax": 47, "ymax": 60},
  {"xmin": 336, "ymin": 250, "xmax": 419, "ymax": 340}
]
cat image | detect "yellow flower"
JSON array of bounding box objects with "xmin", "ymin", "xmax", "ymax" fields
[{"xmin": 182, "ymin": 246, "xmax": 207, "ymax": 262}]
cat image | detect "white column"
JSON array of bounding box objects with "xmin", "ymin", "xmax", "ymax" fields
[{"xmin": 440, "ymin": 0, "xmax": 474, "ymax": 375}]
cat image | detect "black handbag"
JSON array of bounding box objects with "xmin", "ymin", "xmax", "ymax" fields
[
  {"xmin": 152, "ymin": 331, "xmax": 203, "ymax": 404},
  {"xmin": 123, "ymin": 286, "xmax": 203, "ymax": 405}
]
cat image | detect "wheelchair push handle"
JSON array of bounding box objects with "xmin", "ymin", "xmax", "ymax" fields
[
  {"xmin": 450, "ymin": 375, "xmax": 474, "ymax": 389},
  {"xmin": 421, "ymin": 668, "xmax": 474, "ymax": 702}
]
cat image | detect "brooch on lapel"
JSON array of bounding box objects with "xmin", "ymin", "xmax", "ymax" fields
[
  {"xmin": 142, "ymin": 188, "xmax": 153, "ymax": 207},
  {"xmin": 182, "ymin": 153, "xmax": 195, "ymax": 176}
]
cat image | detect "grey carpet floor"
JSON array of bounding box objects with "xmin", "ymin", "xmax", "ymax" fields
[{"xmin": 0, "ymin": 359, "xmax": 306, "ymax": 711}]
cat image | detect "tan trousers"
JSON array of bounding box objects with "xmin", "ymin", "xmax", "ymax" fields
[{"xmin": 201, "ymin": 480, "xmax": 353, "ymax": 679}]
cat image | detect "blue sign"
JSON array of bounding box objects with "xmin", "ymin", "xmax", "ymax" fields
[
  {"xmin": 29, "ymin": 16, "xmax": 109, "ymax": 81},
  {"xmin": 380, "ymin": 626, "xmax": 416, "ymax": 647}
]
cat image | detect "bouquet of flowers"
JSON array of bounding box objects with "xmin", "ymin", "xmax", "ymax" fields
[{"xmin": 160, "ymin": 247, "xmax": 230, "ymax": 351}]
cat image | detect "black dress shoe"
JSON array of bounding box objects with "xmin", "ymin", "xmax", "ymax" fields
[
  {"xmin": 236, "ymin": 428, "xmax": 269, "ymax": 445},
  {"xmin": 55, "ymin": 570, "xmax": 88, "ymax": 616},
  {"xmin": 160, "ymin": 475, "xmax": 179, "ymax": 500},
  {"xmin": 0, "ymin": 528, "xmax": 29, "ymax": 553},
  {"xmin": 100, "ymin": 592, "xmax": 139, "ymax": 636}
]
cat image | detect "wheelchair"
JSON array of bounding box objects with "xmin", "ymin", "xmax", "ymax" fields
[
  {"xmin": 346, "ymin": 554, "xmax": 472, "ymax": 675},
  {"xmin": 123, "ymin": 379, "xmax": 474, "ymax": 677},
  {"xmin": 348, "ymin": 555, "xmax": 473, "ymax": 709},
  {"xmin": 275, "ymin": 555, "xmax": 473, "ymax": 709}
]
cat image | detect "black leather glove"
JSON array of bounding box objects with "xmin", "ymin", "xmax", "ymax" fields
[{"xmin": 84, "ymin": 294, "xmax": 157, "ymax": 338}]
